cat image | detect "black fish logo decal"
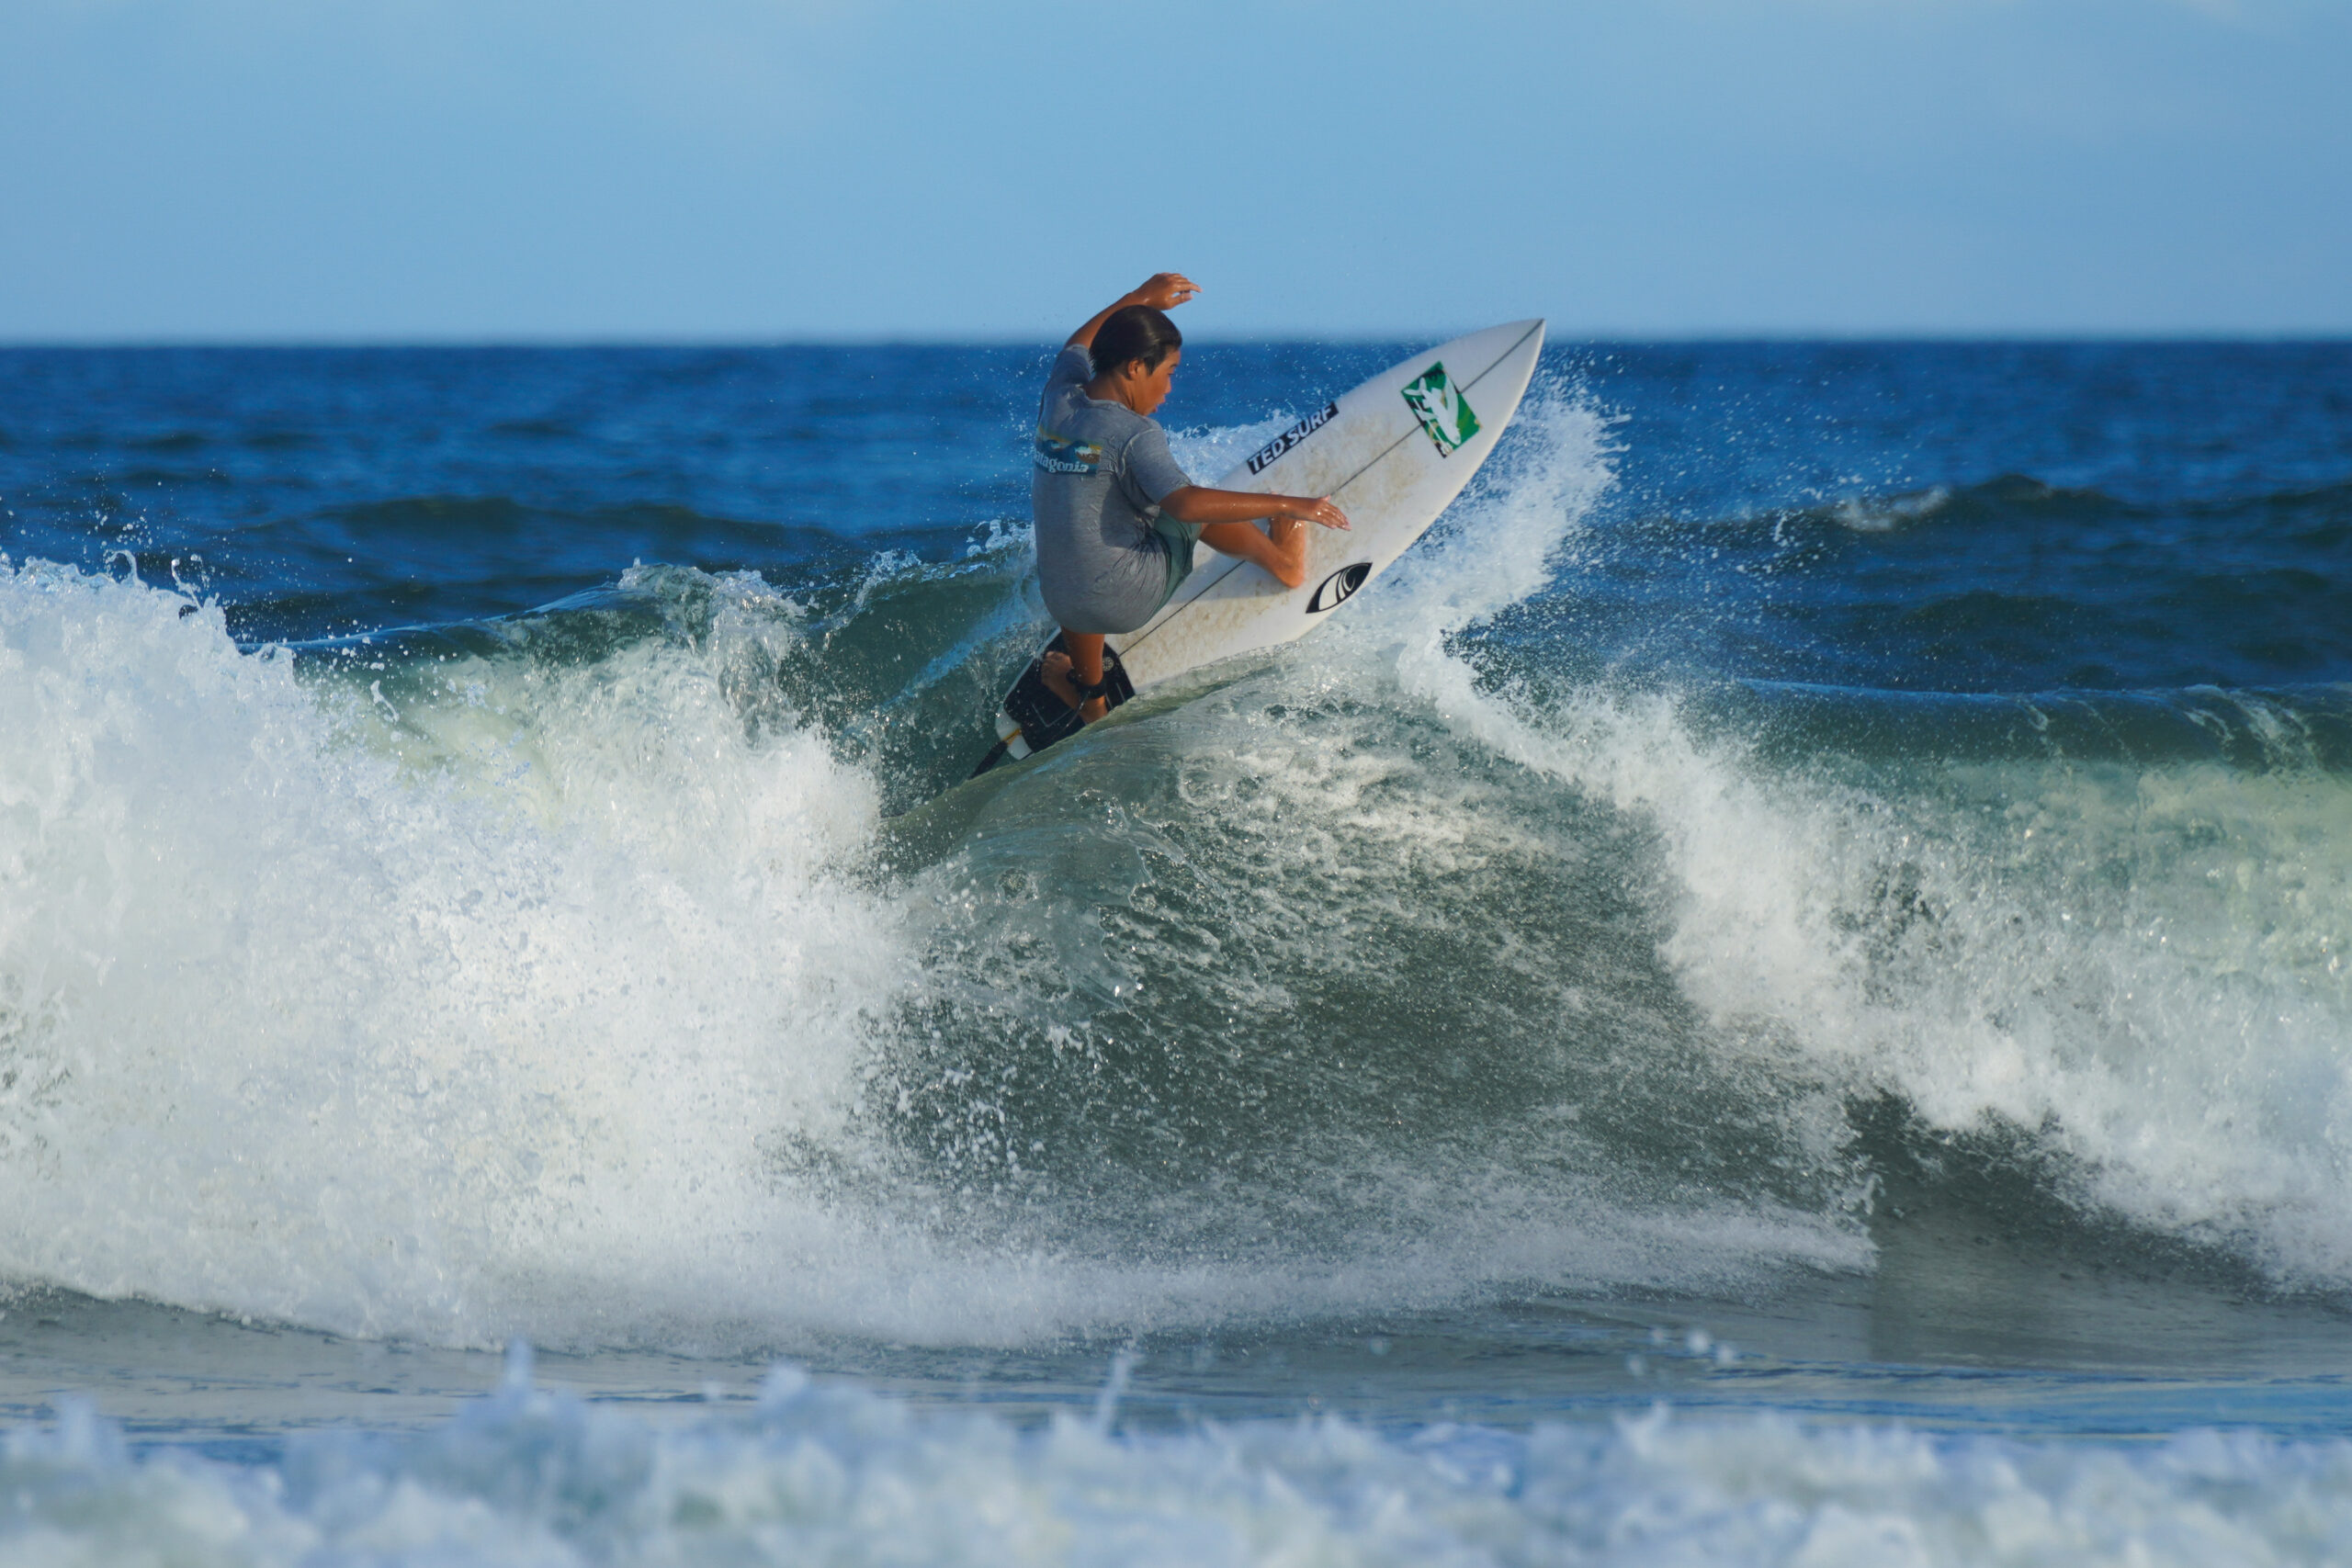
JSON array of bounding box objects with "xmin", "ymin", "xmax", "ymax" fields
[{"xmin": 1306, "ymin": 562, "xmax": 1372, "ymax": 613}]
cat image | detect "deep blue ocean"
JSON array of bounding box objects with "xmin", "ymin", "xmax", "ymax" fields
[{"xmin": 5, "ymin": 339, "xmax": 2352, "ymax": 1562}]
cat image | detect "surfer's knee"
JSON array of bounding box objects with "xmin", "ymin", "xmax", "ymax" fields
[{"xmin": 1266, "ymin": 518, "xmax": 1308, "ymax": 589}]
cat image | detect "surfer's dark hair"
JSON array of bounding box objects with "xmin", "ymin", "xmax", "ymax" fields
[{"xmin": 1091, "ymin": 305, "xmax": 1182, "ymax": 377}]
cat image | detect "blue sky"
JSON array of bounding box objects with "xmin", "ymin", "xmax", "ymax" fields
[{"xmin": 3, "ymin": 0, "xmax": 2346, "ymax": 340}]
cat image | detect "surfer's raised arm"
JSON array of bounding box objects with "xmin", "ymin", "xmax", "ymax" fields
[{"xmin": 1066, "ymin": 273, "xmax": 1199, "ymax": 351}]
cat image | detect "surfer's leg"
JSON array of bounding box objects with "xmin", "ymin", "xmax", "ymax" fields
[
  {"xmin": 1199, "ymin": 515, "xmax": 1307, "ymax": 591},
  {"xmin": 1041, "ymin": 632, "xmax": 1110, "ymax": 723}
]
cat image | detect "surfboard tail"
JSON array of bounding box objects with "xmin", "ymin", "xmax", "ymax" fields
[{"xmin": 970, "ymin": 635, "xmax": 1136, "ymax": 775}]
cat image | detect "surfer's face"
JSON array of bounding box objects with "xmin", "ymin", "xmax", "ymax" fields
[{"xmin": 1119, "ymin": 348, "xmax": 1181, "ymax": 416}]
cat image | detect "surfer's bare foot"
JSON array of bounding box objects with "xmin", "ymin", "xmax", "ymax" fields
[{"xmin": 1040, "ymin": 652, "xmax": 1109, "ymax": 723}]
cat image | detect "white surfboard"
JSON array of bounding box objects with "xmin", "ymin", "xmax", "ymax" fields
[{"xmin": 974, "ymin": 319, "xmax": 1546, "ymax": 774}]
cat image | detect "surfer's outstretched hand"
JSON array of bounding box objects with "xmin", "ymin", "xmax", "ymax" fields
[
  {"xmin": 1273, "ymin": 496, "xmax": 1350, "ymax": 532},
  {"xmin": 1127, "ymin": 273, "xmax": 1199, "ymax": 311}
]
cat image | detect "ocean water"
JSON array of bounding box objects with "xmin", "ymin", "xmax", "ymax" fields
[{"xmin": 2, "ymin": 338, "xmax": 2350, "ymax": 1563}]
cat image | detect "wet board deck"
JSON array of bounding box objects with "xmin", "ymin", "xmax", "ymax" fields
[{"xmin": 972, "ymin": 318, "xmax": 1546, "ymax": 776}]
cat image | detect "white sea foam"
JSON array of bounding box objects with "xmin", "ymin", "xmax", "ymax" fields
[
  {"xmin": 0, "ymin": 557, "xmax": 916, "ymax": 1344},
  {"xmin": 1836, "ymin": 485, "xmax": 1951, "ymax": 532},
  {"xmin": 0, "ymin": 533, "xmax": 1843, "ymax": 1353},
  {"xmin": 1454, "ymin": 691, "xmax": 2352, "ymax": 1280},
  {"xmin": 1384, "ymin": 439, "xmax": 2352, "ymax": 1286},
  {"xmin": 7, "ymin": 1364, "xmax": 2352, "ymax": 1566}
]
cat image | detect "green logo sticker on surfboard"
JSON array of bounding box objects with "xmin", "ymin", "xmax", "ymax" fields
[{"xmin": 1401, "ymin": 361, "xmax": 1480, "ymax": 456}]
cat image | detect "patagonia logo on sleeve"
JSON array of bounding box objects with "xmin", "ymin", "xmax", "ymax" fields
[{"xmin": 1034, "ymin": 431, "xmax": 1102, "ymax": 474}]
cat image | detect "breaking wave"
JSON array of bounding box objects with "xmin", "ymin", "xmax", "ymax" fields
[{"xmin": 4, "ymin": 381, "xmax": 2351, "ymax": 1368}]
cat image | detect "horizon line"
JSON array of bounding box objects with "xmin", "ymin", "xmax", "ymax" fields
[{"xmin": 4, "ymin": 327, "xmax": 2351, "ymax": 351}]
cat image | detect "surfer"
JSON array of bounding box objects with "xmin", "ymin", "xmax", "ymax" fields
[{"xmin": 1032, "ymin": 273, "xmax": 1350, "ymax": 721}]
